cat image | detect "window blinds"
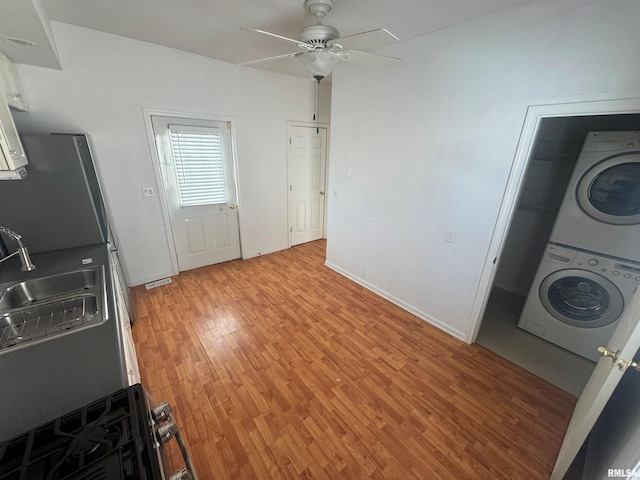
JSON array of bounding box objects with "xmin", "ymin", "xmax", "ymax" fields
[{"xmin": 169, "ymin": 125, "xmax": 227, "ymax": 207}]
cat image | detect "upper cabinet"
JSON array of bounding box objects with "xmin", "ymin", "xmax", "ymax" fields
[
  {"xmin": 0, "ymin": 51, "xmax": 28, "ymax": 112},
  {"xmin": 0, "ymin": 93, "xmax": 27, "ymax": 178},
  {"xmin": 0, "ymin": 51, "xmax": 28, "ymax": 179}
]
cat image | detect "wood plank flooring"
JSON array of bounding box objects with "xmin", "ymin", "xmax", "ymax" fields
[{"xmin": 132, "ymin": 240, "xmax": 577, "ymax": 479}]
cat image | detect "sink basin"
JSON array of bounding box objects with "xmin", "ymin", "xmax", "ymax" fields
[
  {"xmin": 0, "ymin": 266, "xmax": 105, "ymax": 352},
  {"xmin": 0, "ymin": 268, "xmax": 99, "ymax": 310},
  {"xmin": 0, "ymin": 294, "xmax": 99, "ymax": 348}
]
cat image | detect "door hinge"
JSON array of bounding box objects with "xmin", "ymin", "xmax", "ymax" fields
[
  {"xmin": 290, "ymin": 227, "xmax": 292, "ymax": 232},
  {"xmin": 227, "ymin": 121, "xmax": 231, "ymax": 129},
  {"xmin": 289, "ymin": 137, "xmax": 292, "ymax": 144},
  {"xmin": 289, "ymin": 185, "xmax": 292, "ymax": 191}
]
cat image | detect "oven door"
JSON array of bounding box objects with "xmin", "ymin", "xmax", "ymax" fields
[{"xmin": 143, "ymin": 390, "xmax": 198, "ymax": 480}]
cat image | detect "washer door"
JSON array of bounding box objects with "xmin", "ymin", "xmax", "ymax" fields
[
  {"xmin": 577, "ymin": 153, "xmax": 640, "ymax": 225},
  {"xmin": 539, "ymin": 269, "xmax": 624, "ymax": 328}
]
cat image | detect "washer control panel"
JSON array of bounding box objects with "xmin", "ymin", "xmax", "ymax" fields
[
  {"xmin": 575, "ymin": 252, "xmax": 640, "ymax": 284},
  {"xmin": 544, "ymin": 243, "xmax": 640, "ymax": 284},
  {"xmin": 613, "ymin": 261, "xmax": 640, "ymax": 282}
]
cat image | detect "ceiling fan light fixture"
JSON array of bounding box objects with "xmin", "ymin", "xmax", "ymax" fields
[
  {"xmin": 241, "ymin": 0, "xmax": 401, "ymax": 79},
  {"xmin": 298, "ymin": 50, "xmax": 340, "ymax": 79}
]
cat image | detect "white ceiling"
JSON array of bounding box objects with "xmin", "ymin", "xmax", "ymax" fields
[
  {"xmin": 0, "ymin": 0, "xmax": 61, "ymax": 69},
  {"xmin": 1, "ymin": 0, "xmax": 531, "ymax": 77}
]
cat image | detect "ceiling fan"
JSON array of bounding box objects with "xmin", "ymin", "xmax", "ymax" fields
[{"xmin": 239, "ymin": 0, "xmax": 401, "ymax": 82}]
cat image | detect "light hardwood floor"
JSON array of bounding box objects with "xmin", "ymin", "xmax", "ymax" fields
[{"xmin": 132, "ymin": 240, "xmax": 576, "ymax": 479}]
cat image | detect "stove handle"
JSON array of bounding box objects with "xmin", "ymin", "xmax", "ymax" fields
[
  {"xmin": 173, "ymin": 426, "xmax": 197, "ymax": 480},
  {"xmin": 169, "ymin": 468, "xmax": 193, "ymax": 480},
  {"xmin": 154, "ymin": 404, "xmax": 197, "ymax": 480}
]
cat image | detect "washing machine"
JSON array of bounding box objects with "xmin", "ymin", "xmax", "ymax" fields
[
  {"xmin": 517, "ymin": 243, "xmax": 640, "ymax": 362},
  {"xmin": 549, "ymin": 131, "xmax": 640, "ymax": 262}
]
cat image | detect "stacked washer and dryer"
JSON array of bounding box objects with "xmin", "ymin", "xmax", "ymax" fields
[{"xmin": 518, "ymin": 131, "xmax": 640, "ymax": 362}]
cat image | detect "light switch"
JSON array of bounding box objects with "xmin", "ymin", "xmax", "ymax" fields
[{"xmin": 445, "ymin": 228, "xmax": 456, "ymax": 243}]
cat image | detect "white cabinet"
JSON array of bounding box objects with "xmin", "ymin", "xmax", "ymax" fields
[
  {"xmin": 0, "ymin": 51, "xmax": 28, "ymax": 112},
  {"xmin": 0, "ymin": 93, "xmax": 27, "ymax": 179},
  {"xmin": 111, "ymin": 250, "xmax": 141, "ymax": 385},
  {"xmin": 0, "ymin": 51, "xmax": 27, "ymax": 180}
]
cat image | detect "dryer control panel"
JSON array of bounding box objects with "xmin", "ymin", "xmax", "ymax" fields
[{"xmin": 584, "ymin": 131, "xmax": 640, "ymax": 153}]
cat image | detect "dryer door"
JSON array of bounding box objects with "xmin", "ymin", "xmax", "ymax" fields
[
  {"xmin": 577, "ymin": 153, "xmax": 640, "ymax": 225},
  {"xmin": 539, "ymin": 269, "xmax": 624, "ymax": 328}
]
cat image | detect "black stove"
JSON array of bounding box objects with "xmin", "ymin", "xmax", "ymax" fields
[{"xmin": 0, "ymin": 385, "xmax": 192, "ymax": 480}]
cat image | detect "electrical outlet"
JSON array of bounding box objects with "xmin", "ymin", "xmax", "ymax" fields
[
  {"xmin": 142, "ymin": 187, "xmax": 155, "ymax": 198},
  {"xmin": 445, "ymin": 228, "xmax": 456, "ymax": 243}
]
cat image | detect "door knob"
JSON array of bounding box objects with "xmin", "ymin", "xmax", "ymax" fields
[
  {"xmin": 598, "ymin": 346, "xmax": 640, "ymax": 373},
  {"xmin": 596, "ymin": 346, "xmax": 619, "ymax": 362},
  {"xmin": 319, "ymin": 191, "xmax": 325, "ymax": 196},
  {"xmin": 229, "ymin": 204, "xmax": 236, "ymax": 209}
]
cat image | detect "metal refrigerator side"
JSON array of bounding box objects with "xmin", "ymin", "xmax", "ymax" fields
[{"xmin": 0, "ymin": 133, "xmax": 108, "ymax": 254}]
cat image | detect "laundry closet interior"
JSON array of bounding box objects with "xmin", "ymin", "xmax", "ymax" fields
[{"xmin": 477, "ymin": 113, "xmax": 640, "ymax": 397}]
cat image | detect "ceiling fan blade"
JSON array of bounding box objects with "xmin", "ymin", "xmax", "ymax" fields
[
  {"xmin": 238, "ymin": 52, "xmax": 302, "ymax": 67},
  {"xmin": 328, "ymin": 29, "xmax": 399, "ymax": 53},
  {"xmin": 342, "ymin": 50, "xmax": 401, "ymax": 68},
  {"xmin": 242, "ymin": 28, "xmax": 311, "ymax": 50}
]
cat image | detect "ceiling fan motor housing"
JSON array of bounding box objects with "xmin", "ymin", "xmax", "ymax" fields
[
  {"xmin": 299, "ymin": 24, "xmax": 340, "ymax": 47},
  {"xmin": 301, "ymin": 0, "xmax": 340, "ymax": 47}
]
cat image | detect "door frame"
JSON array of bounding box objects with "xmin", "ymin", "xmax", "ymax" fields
[
  {"xmin": 464, "ymin": 98, "xmax": 640, "ymax": 344},
  {"xmin": 143, "ymin": 108, "xmax": 243, "ymax": 275},
  {"xmin": 286, "ymin": 120, "xmax": 330, "ymax": 248}
]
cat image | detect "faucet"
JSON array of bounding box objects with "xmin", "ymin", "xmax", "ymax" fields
[{"xmin": 0, "ymin": 227, "xmax": 36, "ymax": 272}]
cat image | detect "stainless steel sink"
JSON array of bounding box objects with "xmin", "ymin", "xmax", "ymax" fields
[
  {"xmin": 0, "ymin": 266, "xmax": 105, "ymax": 352},
  {"xmin": 0, "ymin": 268, "xmax": 99, "ymax": 309}
]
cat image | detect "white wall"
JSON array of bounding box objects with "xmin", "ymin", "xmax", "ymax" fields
[
  {"xmin": 326, "ymin": 0, "xmax": 640, "ymax": 339},
  {"xmin": 13, "ymin": 22, "xmax": 322, "ymax": 285}
]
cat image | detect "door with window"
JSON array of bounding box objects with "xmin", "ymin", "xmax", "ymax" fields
[
  {"xmin": 151, "ymin": 116, "xmax": 241, "ymax": 272},
  {"xmin": 288, "ymin": 125, "xmax": 327, "ymax": 246}
]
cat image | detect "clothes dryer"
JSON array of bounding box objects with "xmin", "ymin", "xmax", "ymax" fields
[
  {"xmin": 549, "ymin": 131, "xmax": 640, "ymax": 262},
  {"xmin": 518, "ymin": 243, "xmax": 640, "ymax": 362}
]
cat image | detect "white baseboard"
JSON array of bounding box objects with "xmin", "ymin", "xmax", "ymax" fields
[
  {"xmin": 324, "ymin": 261, "xmax": 466, "ymax": 341},
  {"xmin": 129, "ymin": 245, "xmax": 289, "ymax": 286},
  {"xmin": 130, "ymin": 272, "xmax": 174, "ymax": 287},
  {"xmin": 243, "ymin": 244, "xmax": 288, "ymax": 260}
]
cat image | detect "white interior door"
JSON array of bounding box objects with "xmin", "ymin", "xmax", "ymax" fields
[
  {"xmin": 288, "ymin": 125, "xmax": 327, "ymax": 246},
  {"xmin": 152, "ymin": 116, "xmax": 241, "ymax": 272},
  {"xmin": 551, "ymin": 288, "xmax": 640, "ymax": 479}
]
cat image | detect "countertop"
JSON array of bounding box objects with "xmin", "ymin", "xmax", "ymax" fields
[{"xmin": 0, "ymin": 243, "xmax": 129, "ymax": 442}]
